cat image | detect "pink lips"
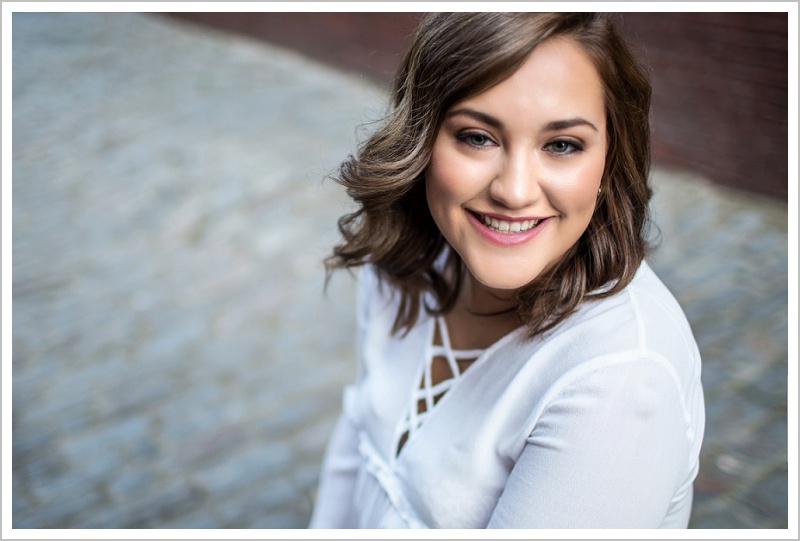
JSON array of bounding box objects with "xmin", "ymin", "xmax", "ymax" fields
[{"xmin": 467, "ymin": 211, "xmax": 548, "ymax": 246}]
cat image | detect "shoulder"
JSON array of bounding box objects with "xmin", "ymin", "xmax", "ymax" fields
[
  {"xmin": 357, "ymin": 264, "xmax": 400, "ymax": 327},
  {"xmin": 495, "ymin": 261, "xmax": 704, "ymax": 422},
  {"xmin": 539, "ymin": 261, "xmax": 700, "ymax": 369},
  {"xmin": 516, "ymin": 260, "xmax": 704, "ymax": 441},
  {"xmin": 613, "ymin": 261, "xmax": 702, "ymax": 390},
  {"xmin": 355, "ymin": 264, "xmax": 426, "ymax": 365}
]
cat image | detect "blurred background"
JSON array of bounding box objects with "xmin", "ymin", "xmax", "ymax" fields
[{"xmin": 9, "ymin": 11, "xmax": 790, "ymax": 530}]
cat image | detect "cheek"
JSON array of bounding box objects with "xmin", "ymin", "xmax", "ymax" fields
[
  {"xmin": 550, "ymin": 155, "xmax": 605, "ymax": 214},
  {"xmin": 424, "ymin": 161, "xmax": 450, "ymax": 219},
  {"xmin": 426, "ymin": 147, "xmax": 471, "ymax": 213}
]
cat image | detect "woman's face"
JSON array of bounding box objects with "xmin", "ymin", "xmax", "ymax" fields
[{"xmin": 426, "ymin": 36, "xmax": 607, "ymax": 298}]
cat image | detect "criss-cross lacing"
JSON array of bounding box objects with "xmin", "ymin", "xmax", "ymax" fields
[{"xmin": 395, "ymin": 316, "xmax": 485, "ymax": 456}]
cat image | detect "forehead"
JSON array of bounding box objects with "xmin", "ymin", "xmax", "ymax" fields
[{"xmin": 450, "ymin": 37, "xmax": 606, "ymax": 128}]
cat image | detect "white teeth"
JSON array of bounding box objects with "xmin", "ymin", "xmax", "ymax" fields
[{"xmin": 481, "ymin": 214, "xmax": 540, "ymax": 233}]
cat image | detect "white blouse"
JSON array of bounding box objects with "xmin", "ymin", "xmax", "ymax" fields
[{"xmin": 309, "ymin": 261, "xmax": 705, "ymax": 529}]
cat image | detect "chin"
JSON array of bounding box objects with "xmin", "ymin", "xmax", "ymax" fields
[{"xmin": 469, "ymin": 266, "xmax": 542, "ymax": 293}]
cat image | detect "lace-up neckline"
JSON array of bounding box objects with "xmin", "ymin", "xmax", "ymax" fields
[{"xmin": 395, "ymin": 315, "xmax": 486, "ymax": 457}]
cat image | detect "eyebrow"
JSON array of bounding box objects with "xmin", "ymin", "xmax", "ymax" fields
[
  {"xmin": 446, "ymin": 107, "xmax": 599, "ymax": 133},
  {"xmin": 446, "ymin": 107, "xmax": 504, "ymax": 129},
  {"xmin": 543, "ymin": 118, "xmax": 599, "ymax": 132}
]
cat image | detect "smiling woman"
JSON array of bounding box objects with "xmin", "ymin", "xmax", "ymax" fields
[
  {"xmin": 310, "ymin": 13, "xmax": 705, "ymax": 529},
  {"xmin": 426, "ymin": 36, "xmax": 607, "ymax": 300}
]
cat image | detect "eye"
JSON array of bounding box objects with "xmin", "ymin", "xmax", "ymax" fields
[
  {"xmin": 458, "ymin": 131, "xmax": 496, "ymax": 148},
  {"xmin": 545, "ymin": 139, "xmax": 583, "ymax": 155}
]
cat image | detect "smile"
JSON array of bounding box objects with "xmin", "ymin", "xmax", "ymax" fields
[
  {"xmin": 468, "ymin": 211, "xmax": 549, "ymax": 246},
  {"xmin": 480, "ymin": 214, "xmax": 541, "ymax": 234}
]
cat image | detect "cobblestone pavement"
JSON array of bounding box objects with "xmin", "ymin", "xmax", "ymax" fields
[{"xmin": 8, "ymin": 13, "xmax": 792, "ymax": 532}]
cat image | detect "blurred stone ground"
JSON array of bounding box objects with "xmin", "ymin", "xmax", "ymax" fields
[{"xmin": 9, "ymin": 13, "xmax": 791, "ymax": 531}]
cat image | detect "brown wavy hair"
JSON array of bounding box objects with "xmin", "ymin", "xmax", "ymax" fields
[{"xmin": 326, "ymin": 13, "xmax": 653, "ymax": 338}]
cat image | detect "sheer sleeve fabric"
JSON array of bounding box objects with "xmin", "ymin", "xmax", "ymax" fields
[
  {"xmin": 487, "ymin": 354, "xmax": 695, "ymax": 528},
  {"xmin": 308, "ymin": 410, "xmax": 360, "ymax": 528},
  {"xmin": 308, "ymin": 267, "xmax": 375, "ymax": 528}
]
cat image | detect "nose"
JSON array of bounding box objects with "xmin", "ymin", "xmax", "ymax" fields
[{"xmin": 488, "ymin": 150, "xmax": 541, "ymax": 209}]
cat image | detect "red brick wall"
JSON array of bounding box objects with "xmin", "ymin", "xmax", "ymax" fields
[
  {"xmin": 165, "ymin": 13, "xmax": 421, "ymax": 85},
  {"xmin": 618, "ymin": 13, "xmax": 788, "ymax": 200},
  {"xmin": 165, "ymin": 12, "xmax": 788, "ymax": 201}
]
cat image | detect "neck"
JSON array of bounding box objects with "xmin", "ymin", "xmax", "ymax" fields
[
  {"xmin": 443, "ymin": 272, "xmax": 522, "ymax": 351},
  {"xmin": 460, "ymin": 273, "xmax": 517, "ymax": 317}
]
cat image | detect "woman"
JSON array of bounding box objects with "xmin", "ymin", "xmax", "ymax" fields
[{"xmin": 310, "ymin": 12, "xmax": 705, "ymax": 529}]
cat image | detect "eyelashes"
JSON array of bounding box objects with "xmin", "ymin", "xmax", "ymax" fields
[
  {"xmin": 457, "ymin": 131, "xmax": 496, "ymax": 148},
  {"xmin": 456, "ymin": 130, "xmax": 585, "ymax": 155},
  {"xmin": 544, "ymin": 139, "xmax": 584, "ymax": 155}
]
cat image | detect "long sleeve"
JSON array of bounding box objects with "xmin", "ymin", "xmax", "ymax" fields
[
  {"xmin": 487, "ymin": 354, "xmax": 699, "ymax": 528},
  {"xmin": 308, "ymin": 407, "xmax": 361, "ymax": 528},
  {"xmin": 309, "ymin": 266, "xmax": 377, "ymax": 528}
]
